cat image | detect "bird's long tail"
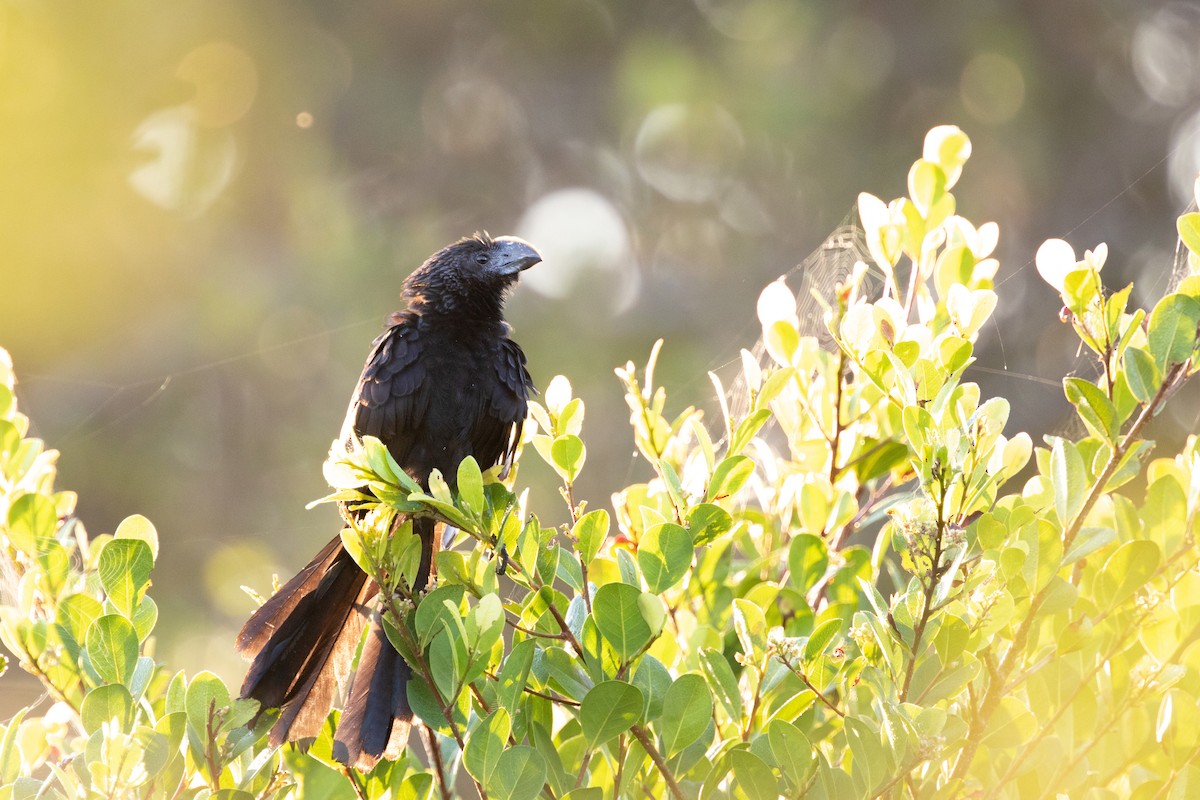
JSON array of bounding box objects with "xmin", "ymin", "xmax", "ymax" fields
[{"xmin": 237, "ymin": 517, "xmax": 437, "ymax": 770}]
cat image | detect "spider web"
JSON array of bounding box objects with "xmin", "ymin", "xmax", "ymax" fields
[{"xmin": 726, "ymin": 208, "xmax": 886, "ymax": 423}]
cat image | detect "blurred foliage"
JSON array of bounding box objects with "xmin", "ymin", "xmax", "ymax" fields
[
  {"xmin": 3, "ymin": 0, "xmax": 1200, "ymax": 709},
  {"xmin": 4, "ymin": 130, "xmax": 1200, "ymax": 797}
]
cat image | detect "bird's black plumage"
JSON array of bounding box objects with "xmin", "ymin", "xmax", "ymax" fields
[{"xmin": 236, "ymin": 233, "xmax": 539, "ymax": 769}]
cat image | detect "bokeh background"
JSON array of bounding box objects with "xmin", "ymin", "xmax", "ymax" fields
[{"xmin": 4, "ymin": 0, "xmax": 1200, "ymax": 707}]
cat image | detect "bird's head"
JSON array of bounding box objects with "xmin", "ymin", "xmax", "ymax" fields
[{"xmin": 403, "ymin": 233, "xmax": 542, "ymax": 321}]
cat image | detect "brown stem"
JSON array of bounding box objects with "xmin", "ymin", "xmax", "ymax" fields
[
  {"xmin": 629, "ymin": 725, "xmax": 686, "ymax": 800},
  {"xmin": 422, "ymin": 724, "xmax": 454, "ymax": 800},
  {"xmin": 612, "ymin": 735, "xmax": 627, "ymax": 800},
  {"xmin": 900, "ymin": 483, "xmax": 948, "ymax": 702}
]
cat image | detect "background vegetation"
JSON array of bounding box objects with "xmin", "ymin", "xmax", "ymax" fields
[
  {"xmin": 3, "ymin": 127, "xmax": 1200, "ymax": 798},
  {"xmin": 3, "ymin": 0, "xmax": 1200, "ymax": 731}
]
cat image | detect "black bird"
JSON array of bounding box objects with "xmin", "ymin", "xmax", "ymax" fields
[{"xmin": 236, "ymin": 233, "xmax": 540, "ymax": 769}]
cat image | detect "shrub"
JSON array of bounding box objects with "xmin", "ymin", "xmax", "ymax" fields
[{"xmin": 3, "ymin": 128, "xmax": 1200, "ymax": 799}]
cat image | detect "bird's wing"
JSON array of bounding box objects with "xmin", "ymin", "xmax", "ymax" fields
[
  {"xmin": 351, "ymin": 317, "xmax": 429, "ymax": 466},
  {"xmin": 482, "ymin": 337, "xmax": 534, "ymax": 475}
]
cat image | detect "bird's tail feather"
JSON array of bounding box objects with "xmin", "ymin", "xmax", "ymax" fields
[
  {"xmin": 238, "ymin": 535, "xmax": 373, "ymax": 744},
  {"xmin": 333, "ymin": 611, "xmax": 414, "ymax": 769},
  {"xmin": 238, "ymin": 517, "xmax": 439, "ymax": 763},
  {"xmin": 332, "ymin": 516, "xmax": 439, "ymax": 768}
]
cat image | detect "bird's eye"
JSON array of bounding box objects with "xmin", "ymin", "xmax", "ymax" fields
[{"xmin": 475, "ymin": 253, "xmax": 490, "ymax": 265}]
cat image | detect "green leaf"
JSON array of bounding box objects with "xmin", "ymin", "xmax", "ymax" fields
[
  {"xmin": 6, "ymin": 492, "xmax": 56, "ymax": 553},
  {"xmin": 733, "ymin": 599, "xmax": 767, "ymax": 663},
  {"xmin": 1147, "ymin": 294, "xmax": 1200, "ymax": 369},
  {"xmin": 86, "ymin": 615, "xmax": 138, "ymax": 686},
  {"xmin": 658, "ymin": 674, "xmax": 712, "ymax": 755},
  {"xmin": 130, "ymin": 595, "xmax": 159, "ymax": 642},
  {"xmin": 908, "ymin": 159, "xmax": 946, "ymax": 217},
  {"xmin": 1178, "ymin": 211, "xmax": 1200, "ymax": 256},
  {"xmin": 637, "ymin": 522, "xmax": 693, "ymax": 593},
  {"xmin": 1062, "ymin": 526, "xmax": 1116, "ymax": 565},
  {"xmin": 488, "ymin": 746, "xmax": 547, "ymax": 800},
  {"xmin": 114, "ymin": 514, "xmax": 159, "ymax": 561},
  {"xmin": 496, "ymin": 638, "xmax": 536, "ymax": 714},
  {"xmin": 98, "ymin": 539, "xmax": 154, "ymax": 619},
  {"xmin": 81, "ymin": 684, "xmax": 133, "ymax": 733},
  {"xmin": 1064, "ymin": 377, "xmax": 1118, "ymax": 443},
  {"xmin": 579, "ymin": 681, "xmax": 643, "ymax": 747},
  {"xmin": 805, "ymin": 618, "xmax": 841, "ymax": 661},
  {"xmin": 0, "ymin": 708, "xmax": 27, "ymax": 785},
  {"xmin": 788, "ymin": 533, "xmax": 829, "ymax": 593},
  {"xmin": 456, "ymin": 456, "xmax": 485, "ymax": 514},
  {"xmin": 1050, "ymin": 438, "xmax": 1085, "ymax": 525},
  {"xmin": 729, "ymin": 409, "xmax": 771, "ymax": 456},
  {"xmin": 767, "ymin": 719, "xmax": 814, "ymax": 788},
  {"xmin": 559, "ymin": 791, "xmax": 603, "ymax": 800},
  {"xmin": 464, "ymin": 708, "xmax": 511, "ymax": 787},
  {"xmin": 706, "ymin": 455, "xmax": 755, "ymax": 502},
  {"xmin": 730, "ymin": 749, "xmax": 780, "ymax": 800},
  {"xmin": 185, "ymin": 671, "xmax": 231, "ymax": 738},
  {"xmin": 551, "ymin": 434, "xmax": 586, "ymax": 482},
  {"xmin": 593, "ymin": 582, "xmax": 654, "ymax": 661},
  {"xmin": 688, "ymin": 503, "xmax": 733, "ymax": 546},
  {"xmin": 1124, "ymin": 346, "xmax": 1161, "ymax": 404},
  {"xmin": 573, "ymin": 509, "xmax": 609, "ymax": 564},
  {"xmin": 57, "ymin": 593, "xmax": 104, "ymax": 658},
  {"xmin": 415, "ymin": 584, "xmax": 465, "ymax": 649},
  {"xmin": 699, "ymin": 648, "xmax": 743, "ymax": 722},
  {"xmin": 631, "ymin": 655, "xmax": 672, "ymax": 722},
  {"xmin": 1098, "ymin": 540, "xmax": 1161, "ymax": 609}
]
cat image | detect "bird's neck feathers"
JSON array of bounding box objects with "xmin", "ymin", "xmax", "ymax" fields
[{"xmin": 401, "ymin": 266, "xmax": 514, "ymax": 329}]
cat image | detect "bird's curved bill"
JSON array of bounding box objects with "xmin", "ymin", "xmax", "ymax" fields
[{"xmin": 493, "ymin": 236, "xmax": 542, "ymax": 274}]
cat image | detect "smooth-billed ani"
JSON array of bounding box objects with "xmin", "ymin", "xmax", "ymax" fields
[{"xmin": 236, "ymin": 233, "xmax": 540, "ymax": 769}]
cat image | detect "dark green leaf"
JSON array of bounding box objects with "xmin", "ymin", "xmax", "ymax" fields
[
  {"xmin": 631, "ymin": 655, "xmax": 672, "ymax": 722},
  {"xmin": 415, "ymin": 584, "xmax": 465, "ymax": 649},
  {"xmin": 637, "ymin": 522, "xmax": 693, "ymax": 593},
  {"xmin": 464, "ymin": 708, "xmax": 511, "ymax": 787},
  {"xmin": 730, "ymin": 749, "xmax": 780, "ymax": 800},
  {"xmin": 1124, "ymin": 346, "xmax": 1160, "ymax": 404},
  {"xmin": 658, "ymin": 674, "xmax": 712, "ymax": 755},
  {"xmin": 593, "ymin": 582, "xmax": 654, "ymax": 661},
  {"xmin": 579, "ymin": 681, "xmax": 643, "ymax": 747},
  {"xmin": 488, "ymin": 745, "xmax": 547, "ymax": 800}
]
